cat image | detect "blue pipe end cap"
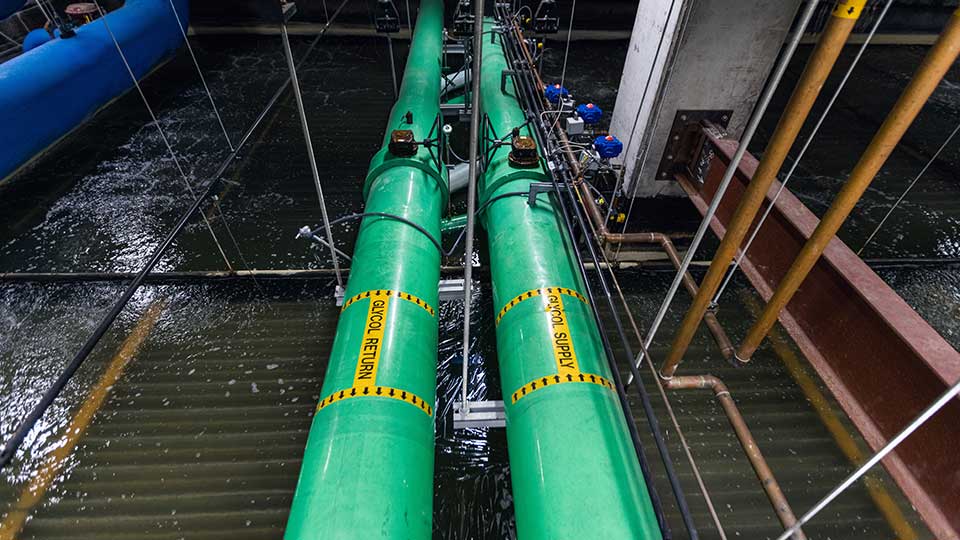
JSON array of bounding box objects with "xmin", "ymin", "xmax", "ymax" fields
[
  {"xmin": 22, "ymin": 28, "xmax": 53, "ymax": 52},
  {"xmin": 577, "ymin": 103, "xmax": 602, "ymax": 124},
  {"xmin": 594, "ymin": 135, "xmax": 623, "ymax": 159},
  {"xmin": 544, "ymin": 83, "xmax": 569, "ymax": 104}
]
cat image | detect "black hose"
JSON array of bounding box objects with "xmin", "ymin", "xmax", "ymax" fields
[
  {"xmin": 304, "ymin": 192, "xmax": 534, "ymax": 259},
  {"xmin": 492, "ymin": 12, "xmax": 680, "ymax": 539},
  {"xmin": 496, "ymin": 10, "xmax": 702, "ymax": 539},
  {"xmin": 0, "ymin": 9, "xmax": 349, "ymax": 469}
]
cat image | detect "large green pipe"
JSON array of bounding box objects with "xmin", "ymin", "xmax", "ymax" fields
[
  {"xmin": 284, "ymin": 2, "xmax": 445, "ymax": 538},
  {"xmin": 478, "ymin": 21, "xmax": 662, "ymax": 539}
]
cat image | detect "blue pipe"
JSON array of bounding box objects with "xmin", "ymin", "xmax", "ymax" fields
[{"xmin": 0, "ymin": 0, "xmax": 189, "ymax": 185}]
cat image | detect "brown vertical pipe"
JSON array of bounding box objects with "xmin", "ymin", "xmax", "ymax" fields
[
  {"xmin": 657, "ymin": 235, "xmax": 736, "ymax": 360},
  {"xmin": 665, "ymin": 375, "xmax": 808, "ymax": 540},
  {"xmin": 659, "ymin": 0, "xmax": 864, "ymax": 378},
  {"xmin": 738, "ymin": 10, "xmax": 960, "ymax": 361},
  {"xmin": 569, "ymin": 195, "xmax": 737, "ymax": 360}
]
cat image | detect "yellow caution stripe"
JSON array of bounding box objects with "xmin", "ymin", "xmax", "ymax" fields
[
  {"xmin": 317, "ymin": 385, "xmax": 433, "ymax": 416},
  {"xmin": 495, "ymin": 286, "xmax": 588, "ymax": 325},
  {"xmin": 511, "ymin": 372, "xmax": 614, "ymax": 404},
  {"xmin": 342, "ymin": 289, "xmax": 436, "ymax": 317},
  {"xmin": 831, "ymin": 0, "xmax": 866, "ymax": 19}
]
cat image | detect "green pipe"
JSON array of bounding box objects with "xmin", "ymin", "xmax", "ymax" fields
[
  {"xmin": 441, "ymin": 213, "xmax": 467, "ymax": 232},
  {"xmin": 478, "ymin": 20, "xmax": 663, "ymax": 540},
  {"xmin": 284, "ymin": 2, "xmax": 445, "ymax": 538}
]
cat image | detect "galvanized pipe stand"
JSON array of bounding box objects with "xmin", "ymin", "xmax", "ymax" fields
[
  {"xmin": 284, "ymin": 0, "xmax": 446, "ymax": 537},
  {"xmin": 660, "ymin": 0, "xmax": 865, "ymax": 377},
  {"xmin": 738, "ymin": 8, "xmax": 960, "ymax": 361}
]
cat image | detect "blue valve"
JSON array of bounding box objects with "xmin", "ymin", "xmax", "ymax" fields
[
  {"xmin": 577, "ymin": 102, "xmax": 602, "ymax": 124},
  {"xmin": 544, "ymin": 83, "xmax": 569, "ymax": 104},
  {"xmin": 593, "ymin": 135, "xmax": 623, "ymax": 159}
]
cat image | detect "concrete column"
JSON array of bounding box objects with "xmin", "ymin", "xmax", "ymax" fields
[{"xmin": 611, "ymin": 0, "xmax": 801, "ymax": 197}]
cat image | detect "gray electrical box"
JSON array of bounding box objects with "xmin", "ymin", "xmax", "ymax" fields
[{"xmin": 566, "ymin": 116, "xmax": 584, "ymax": 136}]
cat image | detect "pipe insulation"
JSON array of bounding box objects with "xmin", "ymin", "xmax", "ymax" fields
[
  {"xmin": 478, "ymin": 19, "xmax": 663, "ymax": 540},
  {"xmin": 284, "ymin": 0, "xmax": 446, "ymax": 537}
]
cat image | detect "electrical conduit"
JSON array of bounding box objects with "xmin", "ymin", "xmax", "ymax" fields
[
  {"xmin": 284, "ymin": 1, "xmax": 445, "ymax": 537},
  {"xmin": 478, "ymin": 20, "xmax": 662, "ymax": 539}
]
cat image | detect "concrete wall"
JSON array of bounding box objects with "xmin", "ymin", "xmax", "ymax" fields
[{"xmin": 610, "ymin": 0, "xmax": 801, "ymax": 197}]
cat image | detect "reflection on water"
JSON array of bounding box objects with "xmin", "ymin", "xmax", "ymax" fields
[{"xmin": 0, "ymin": 34, "xmax": 952, "ymax": 540}]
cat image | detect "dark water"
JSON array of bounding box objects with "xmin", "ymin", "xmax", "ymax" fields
[
  {"xmin": 749, "ymin": 43, "xmax": 960, "ymax": 351},
  {"xmin": 0, "ymin": 33, "xmax": 949, "ymax": 540}
]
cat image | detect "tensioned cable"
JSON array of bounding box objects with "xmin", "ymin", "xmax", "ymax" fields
[
  {"xmin": 626, "ymin": 0, "xmax": 821, "ymax": 381},
  {"xmin": 545, "ymin": 0, "xmax": 577, "ymax": 134},
  {"xmin": 93, "ymin": 0, "xmax": 235, "ymax": 272},
  {"xmin": 602, "ymin": 0, "xmax": 685, "ymax": 226},
  {"xmin": 491, "ymin": 9, "xmax": 696, "ymax": 535},
  {"xmin": 857, "ymin": 120, "xmax": 960, "ymax": 255},
  {"xmin": 166, "ymin": 0, "xmax": 235, "ymax": 151},
  {"xmin": 577, "ymin": 175, "xmax": 729, "ymax": 539},
  {"xmin": 711, "ymin": 0, "xmax": 895, "ymax": 305},
  {"xmin": 94, "ymin": 1, "xmax": 271, "ymax": 301},
  {"xmin": 612, "ymin": 0, "xmax": 696, "ymax": 241},
  {"xmin": 556, "ymin": 0, "xmax": 575, "ymax": 91},
  {"xmin": 775, "ymin": 376, "xmax": 960, "ymax": 540},
  {"xmin": 0, "ymin": 2, "xmax": 350, "ymax": 470}
]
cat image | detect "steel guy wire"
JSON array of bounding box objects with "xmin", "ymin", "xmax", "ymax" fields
[
  {"xmin": 602, "ymin": 0, "xmax": 685, "ymax": 226},
  {"xmin": 858, "ymin": 120, "xmax": 960, "ymax": 255},
  {"xmin": 775, "ymin": 376, "xmax": 960, "ymax": 540},
  {"xmin": 625, "ymin": 0, "xmax": 820, "ymax": 383},
  {"xmin": 93, "ymin": 1, "xmax": 236, "ymax": 272},
  {"xmin": 711, "ymin": 0, "xmax": 895, "ymax": 305},
  {"xmin": 166, "ymin": 0, "xmax": 235, "ymax": 151}
]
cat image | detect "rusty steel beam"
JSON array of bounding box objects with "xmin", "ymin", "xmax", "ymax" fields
[{"xmin": 676, "ymin": 133, "xmax": 960, "ymax": 540}]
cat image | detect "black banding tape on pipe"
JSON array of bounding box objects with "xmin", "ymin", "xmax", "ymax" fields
[
  {"xmin": 495, "ymin": 286, "xmax": 588, "ymax": 325},
  {"xmin": 342, "ymin": 289, "xmax": 436, "ymax": 317},
  {"xmin": 511, "ymin": 372, "xmax": 614, "ymax": 404},
  {"xmin": 317, "ymin": 385, "xmax": 433, "ymax": 417}
]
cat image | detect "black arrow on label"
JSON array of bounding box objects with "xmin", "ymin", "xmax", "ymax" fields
[{"xmin": 847, "ymin": 6, "xmax": 854, "ymax": 14}]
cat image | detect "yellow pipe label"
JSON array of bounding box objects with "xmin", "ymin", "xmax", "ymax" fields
[
  {"xmin": 507, "ymin": 288, "xmax": 614, "ymax": 405},
  {"xmin": 354, "ymin": 294, "xmax": 389, "ymax": 387},
  {"xmin": 496, "ymin": 286, "xmax": 588, "ymax": 325},
  {"xmin": 832, "ymin": 0, "xmax": 867, "ymax": 19},
  {"xmin": 545, "ymin": 292, "xmax": 580, "ymax": 376},
  {"xmin": 315, "ymin": 289, "xmax": 436, "ymax": 417}
]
